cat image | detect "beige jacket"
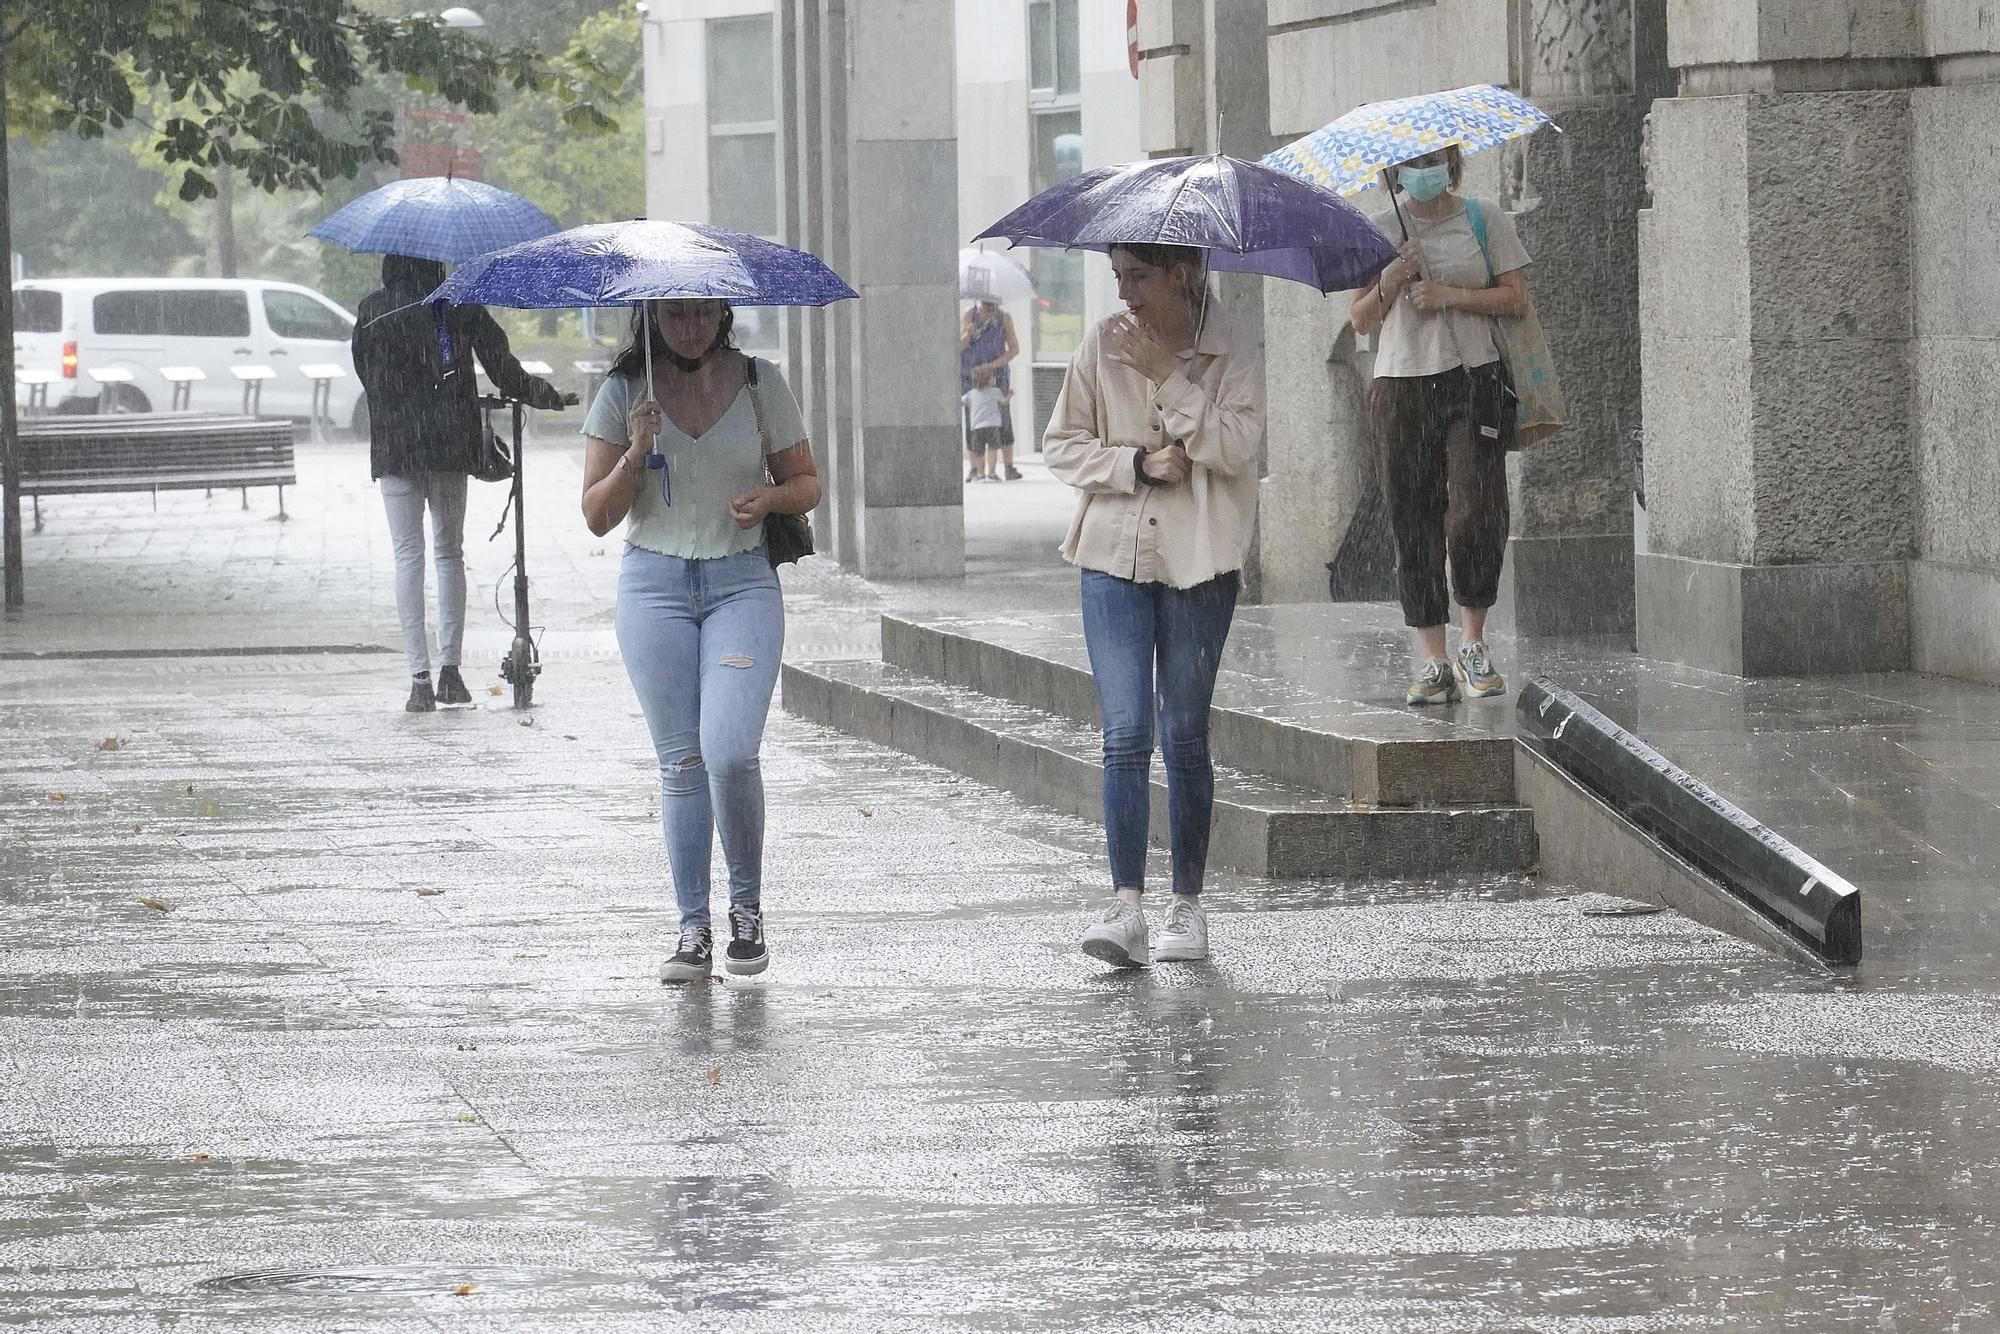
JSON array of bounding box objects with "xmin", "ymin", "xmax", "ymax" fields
[{"xmin": 1043, "ymin": 311, "xmax": 1263, "ymax": 589}]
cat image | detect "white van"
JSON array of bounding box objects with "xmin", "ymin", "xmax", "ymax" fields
[{"xmin": 12, "ymin": 277, "xmax": 366, "ymax": 432}]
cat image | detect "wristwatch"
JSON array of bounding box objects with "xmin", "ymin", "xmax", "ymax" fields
[
  {"xmin": 1133, "ymin": 446, "xmax": 1160, "ymax": 487},
  {"xmin": 615, "ymin": 453, "xmax": 642, "ymax": 475}
]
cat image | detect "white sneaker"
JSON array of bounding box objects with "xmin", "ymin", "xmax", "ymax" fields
[
  {"xmin": 1154, "ymin": 897, "xmax": 1209, "ymax": 962},
  {"xmin": 1080, "ymin": 898, "xmax": 1150, "ymax": 968}
]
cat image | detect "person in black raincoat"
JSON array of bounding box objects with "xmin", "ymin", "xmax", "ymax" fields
[{"xmin": 352, "ymin": 254, "xmax": 565, "ymax": 712}]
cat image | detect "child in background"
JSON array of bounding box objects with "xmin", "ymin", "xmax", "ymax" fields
[{"xmin": 962, "ymin": 368, "xmax": 1007, "ymax": 482}]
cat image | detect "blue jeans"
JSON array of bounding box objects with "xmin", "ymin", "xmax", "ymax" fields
[
  {"xmin": 615, "ymin": 547, "xmax": 784, "ymax": 930},
  {"xmin": 1079, "ymin": 569, "xmax": 1240, "ymax": 897}
]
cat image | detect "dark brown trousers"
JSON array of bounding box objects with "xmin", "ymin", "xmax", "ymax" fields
[{"xmin": 1368, "ymin": 368, "xmax": 1511, "ymax": 629}]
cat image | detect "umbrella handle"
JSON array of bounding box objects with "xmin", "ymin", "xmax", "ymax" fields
[{"xmin": 639, "ymin": 300, "xmax": 656, "ymax": 407}]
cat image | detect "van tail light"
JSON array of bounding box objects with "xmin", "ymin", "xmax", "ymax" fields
[{"xmin": 61, "ymin": 341, "xmax": 78, "ymax": 378}]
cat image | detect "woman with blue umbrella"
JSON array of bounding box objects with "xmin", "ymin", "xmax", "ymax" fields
[
  {"xmin": 978, "ymin": 154, "xmax": 1394, "ymax": 969},
  {"xmin": 435, "ymin": 219, "xmax": 852, "ymax": 986},
  {"xmin": 1267, "ymin": 84, "xmax": 1561, "ymax": 708},
  {"xmin": 316, "ymin": 177, "xmax": 569, "ymax": 712}
]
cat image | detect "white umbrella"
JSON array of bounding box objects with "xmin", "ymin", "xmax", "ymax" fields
[{"xmin": 958, "ymin": 247, "xmax": 1036, "ymax": 303}]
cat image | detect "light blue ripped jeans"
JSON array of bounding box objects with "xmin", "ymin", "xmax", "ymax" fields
[{"xmin": 615, "ymin": 546, "xmax": 784, "ymax": 930}]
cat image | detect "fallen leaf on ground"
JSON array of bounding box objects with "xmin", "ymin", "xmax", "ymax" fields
[
  {"xmin": 562, "ymin": 735, "xmax": 577, "ymax": 741},
  {"xmin": 136, "ymin": 897, "xmax": 172, "ymax": 913},
  {"xmin": 415, "ymin": 886, "xmax": 445, "ymax": 898},
  {"xmin": 48, "ymin": 792, "xmax": 67, "ymax": 803},
  {"xmin": 454, "ymin": 1112, "xmax": 480, "ymax": 1124},
  {"xmin": 453, "ymin": 1283, "xmax": 476, "ymax": 1297},
  {"xmin": 201, "ymin": 803, "xmax": 217, "ymax": 817},
  {"xmin": 98, "ymin": 737, "xmax": 123, "ymax": 752},
  {"xmin": 705, "ymin": 1066, "xmax": 724, "ymax": 1085},
  {"xmin": 1527, "ymin": 1192, "xmax": 1546, "ymax": 1207},
  {"xmin": 183, "ymin": 1152, "xmax": 211, "ymax": 1162},
  {"xmin": 488, "ymin": 685, "xmax": 504, "ymax": 697},
  {"xmin": 518, "ymin": 717, "xmax": 534, "ymax": 728},
  {"xmin": 858, "ymin": 808, "xmax": 873, "ymax": 818},
  {"xmin": 456, "ymin": 1043, "xmax": 479, "ymax": 1052},
  {"xmin": 185, "ymin": 784, "xmax": 195, "ymax": 795},
  {"xmin": 132, "ymin": 824, "xmax": 144, "ymax": 834}
]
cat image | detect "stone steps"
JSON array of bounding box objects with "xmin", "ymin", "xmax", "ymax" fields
[
  {"xmin": 879, "ymin": 614, "xmax": 1516, "ymax": 807},
  {"xmin": 782, "ymin": 657, "xmax": 1538, "ymax": 881}
]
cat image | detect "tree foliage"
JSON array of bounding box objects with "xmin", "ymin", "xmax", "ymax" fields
[
  {"xmin": 4, "ymin": 1, "xmax": 618, "ymax": 204},
  {"xmin": 483, "ymin": 4, "xmax": 644, "ymax": 230}
]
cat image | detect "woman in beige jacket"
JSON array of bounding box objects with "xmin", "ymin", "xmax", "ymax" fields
[{"xmin": 1043, "ymin": 242, "xmax": 1264, "ymax": 969}]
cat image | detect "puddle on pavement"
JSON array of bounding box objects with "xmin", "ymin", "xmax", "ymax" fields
[{"xmin": 195, "ymin": 1265, "xmax": 607, "ymax": 1296}]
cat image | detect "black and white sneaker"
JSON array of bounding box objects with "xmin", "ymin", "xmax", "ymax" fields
[
  {"xmin": 659, "ymin": 926, "xmax": 713, "ymax": 985},
  {"xmin": 724, "ymin": 903, "xmax": 769, "ymax": 976}
]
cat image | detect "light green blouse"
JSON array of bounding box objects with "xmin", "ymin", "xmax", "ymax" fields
[{"xmin": 582, "ymin": 357, "xmax": 807, "ymax": 560}]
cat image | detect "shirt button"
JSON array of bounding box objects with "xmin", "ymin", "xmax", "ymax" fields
[
  {"xmin": 1148, "ymin": 517, "xmax": 1158, "ymax": 526},
  {"xmin": 1150, "ymin": 422, "xmax": 1161, "ymax": 432}
]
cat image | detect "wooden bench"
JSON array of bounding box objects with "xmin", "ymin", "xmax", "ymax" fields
[{"xmin": 19, "ymin": 413, "xmax": 296, "ymax": 531}]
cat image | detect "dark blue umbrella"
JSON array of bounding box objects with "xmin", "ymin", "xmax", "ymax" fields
[
  {"xmin": 309, "ymin": 176, "xmax": 560, "ymax": 264},
  {"xmin": 973, "ymin": 153, "xmax": 1395, "ymax": 293},
  {"xmin": 428, "ymin": 219, "xmax": 858, "ymax": 309}
]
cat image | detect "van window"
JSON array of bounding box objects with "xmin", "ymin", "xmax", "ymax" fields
[
  {"xmin": 263, "ymin": 290, "xmax": 352, "ymax": 342},
  {"xmin": 91, "ymin": 289, "xmax": 250, "ymax": 338},
  {"xmin": 15, "ymin": 289, "xmax": 61, "ymax": 334},
  {"xmin": 94, "ymin": 290, "xmax": 163, "ymax": 336},
  {"xmin": 165, "ymin": 290, "xmax": 251, "ymax": 337}
]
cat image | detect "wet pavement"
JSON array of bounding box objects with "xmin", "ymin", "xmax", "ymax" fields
[
  {"xmin": 6, "ymin": 450, "xmax": 2000, "ymax": 1328},
  {"xmin": 0, "ymin": 437, "xmax": 1078, "ymax": 663}
]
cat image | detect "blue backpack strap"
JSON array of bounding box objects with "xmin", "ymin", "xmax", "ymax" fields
[{"xmin": 1466, "ymin": 198, "xmax": 1495, "ymax": 286}]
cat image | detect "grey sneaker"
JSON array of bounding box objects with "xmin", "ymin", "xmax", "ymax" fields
[
  {"xmin": 1405, "ymin": 658, "xmax": 1458, "ymax": 707},
  {"xmin": 1453, "ymin": 641, "xmax": 1507, "ymax": 698},
  {"xmin": 1154, "ymin": 897, "xmax": 1209, "ymax": 962},
  {"xmin": 659, "ymin": 926, "xmax": 713, "ymax": 985},
  {"xmin": 405, "ymin": 678, "xmax": 437, "ymax": 713},
  {"xmin": 1081, "ymin": 898, "xmax": 1150, "ymax": 968}
]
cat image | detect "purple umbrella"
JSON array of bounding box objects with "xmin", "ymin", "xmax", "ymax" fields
[{"xmin": 972, "ymin": 153, "xmax": 1396, "ymax": 293}]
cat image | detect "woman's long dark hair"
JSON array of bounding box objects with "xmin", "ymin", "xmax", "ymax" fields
[{"xmin": 607, "ymin": 301, "xmax": 738, "ymax": 380}]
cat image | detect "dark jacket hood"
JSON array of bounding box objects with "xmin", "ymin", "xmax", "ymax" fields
[{"xmin": 382, "ymin": 254, "xmax": 447, "ymax": 298}]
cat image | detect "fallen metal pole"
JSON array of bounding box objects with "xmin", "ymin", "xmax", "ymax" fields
[{"xmin": 1518, "ymin": 677, "xmax": 1861, "ymax": 965}]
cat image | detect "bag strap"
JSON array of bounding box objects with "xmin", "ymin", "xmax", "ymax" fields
[
  {"xmin": 745, "ymin": 356, "xmax": 776, "ymax": 483},
  {"xmin": 1466, "ymin": 197, "xmax": 1495, "ymax": 287}
]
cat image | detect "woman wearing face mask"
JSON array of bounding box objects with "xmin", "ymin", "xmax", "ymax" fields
[
  {"xmin": 1349, "ymin": 143, "xmax": 1529, "ymax": 707},
  {"xmin": 581, "ymin": 300, "xmax": 821, "ymax": 985},
  {"xmin": 1043, "ymin": 243, "xmax": 1263, "ymax": 968}
]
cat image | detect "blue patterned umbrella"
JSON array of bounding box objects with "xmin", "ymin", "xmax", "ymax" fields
[
  {"xmin": 1262, "ymin": 84, "xmax": 1558, "ymax": 197},
  {"xmin": 428, "ymin": 219, "xmax": 857, "ymax": 309},
  {"xmin": 309, "ymin": 176, "xmax": 560, "ymax": 263},
  {"xmin": 973, "ymin": 153, "xmax": 1395, "ymax": 293}
]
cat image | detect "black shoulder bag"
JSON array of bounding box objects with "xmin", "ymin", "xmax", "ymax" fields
[{"xmin": 745, "ymin": 358, "xmax": 815, "ymax": 568}]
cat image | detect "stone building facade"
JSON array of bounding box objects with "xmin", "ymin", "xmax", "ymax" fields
[{"xmin": 1638, "ymin": 0, "xmax": 2000, "ymax": 683}]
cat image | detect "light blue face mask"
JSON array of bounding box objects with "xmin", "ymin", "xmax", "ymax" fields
[{"xmin": 1400, "ymin": 163, "xmax": 1452, "ymax": 202}]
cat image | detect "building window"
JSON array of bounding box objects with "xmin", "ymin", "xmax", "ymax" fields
[
  {"xmin": 1029, "ymin": 108, "xmax": 1084, "ymax": 362},
  {"xmin": 707, "ymin": 15, "xmax": 778, "ymax": 237},
  {"xmin": 1028, "ymin": 0, "xmax": 1081, "ymax": 104}
]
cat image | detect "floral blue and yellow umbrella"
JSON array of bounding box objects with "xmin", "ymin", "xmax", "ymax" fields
[{"xmin": 1261, "ymin": 84, "xmax": 1557, "ymax": 197}]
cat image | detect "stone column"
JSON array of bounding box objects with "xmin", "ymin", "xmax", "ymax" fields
[
  {"xmin": 1490, "ymin": 0, "xmax": 1668, "ymax": 638},
  {"xmin": 843, "ymin": 0, "xmax": 963, "ymax": 578},
  {"xmin": 1636, "ymin": 0, "xmax": 1920, "ymax": 676},
  {"xmin": 780, "ymin": 0, "xmax": 961, "ymax": 579},
  {"xmin": 1908, "ymin": 6, "xmax": 2000, "ymax": 687}
]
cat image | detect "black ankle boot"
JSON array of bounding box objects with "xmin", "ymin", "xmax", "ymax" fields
[
  {"xmin": 435, "ymin": 665, "xmax": 471, "ymax": 706},
  {"xmin": 406, "ymin": 677, "xmax": 436, "ymax": 713}
]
